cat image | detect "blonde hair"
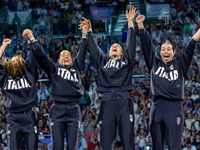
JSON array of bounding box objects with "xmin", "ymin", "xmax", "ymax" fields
[{"xmin": 1, "ymin": 55, "xmax": 25, "ymax": 78}]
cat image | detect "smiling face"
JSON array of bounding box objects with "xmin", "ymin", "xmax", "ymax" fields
[
  {"xmin": 109, "ymin": 43, "xmax": 123, "ymax": 59},
  {"xmin": 58, "ymin": 50, "xmax": 72, "ymax": 68},
  {"xmin": 160, "ymin": 43, "xmax": 175, "ymax": 64}
]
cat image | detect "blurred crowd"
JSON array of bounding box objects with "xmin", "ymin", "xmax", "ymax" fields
[
  {"xmin": 8, "ymin": 0, "xmax": 122, "ymax": 36},
  {"xmin": 0, "ymin": 0, "xmax": 200, "ymax": 150}
]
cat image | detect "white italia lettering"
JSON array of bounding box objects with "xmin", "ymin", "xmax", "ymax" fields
[
  {"xmin": 64, "ymin": 70, "xmax": 71, "ymax": 80},
  {"xmin": 57, "ymin": 67, "xmax": 79, "ymax": 82},
  {"xmin": 103, "ymin": 59, "xmax": 125, "ymax": 69},
  {"xmin": 24, "ymin": 79, "xmax": 30, "ymax": 87},
  {"xmin": 70, "ymin": 75, "xmax": 74, "ymax": 81},
  {"xmin": 116, "ymin": 62, "xmax": 120, "ymax": 69},
  {"xmin": 5, "ymin": 80, "xmax": 12, "ymax": 90},
  {"xmin": 57, "ymin": 68, "xmax": 60, "ymax": 75},
  {"xmin": 155, "ymin": 67, "xmax": 162, "ymax": 75},
  {"xmin": 74, "ymin": 73, "xmax": 78, "ymax": 82},
  {"xmin": 103, "ymin": 59, "xmax": 111, "ymax": 68},
  {"xmin": 60, "ymin": 68, "xmax": 66, "ymax": 78},
  {"xmin": 17, "ymin": 81, "xmax": 22, "ymax": 89},
  {"xmin": 155, "ymin": 67, "xmax": 178, "ymax": 81},
  {"xmin": 11, "ymin": 81, "xmax": 17, "ymax": 89},
  {"xmin": 159, "ymin": 67, "xmax": 165, "ymax": 77},
  {"xmin": 170, "ymin": 71, "xmax": 173, "ymax": 81},
  {"xmin": 110, "ymin": 59, "xmax": 116, "ymax": 68},
  {"xmin": 20, "ymin": 78, "xmax": 25, "ymax": 88},
  {"xmin": 174, "ymin": 70, "xmax": 178, "ymax": 80},
  {"xmin": 4, "ymin": 78, "xmax": 31, "ymax": 90},
  {"xmin": 163, "ymin": 72, "xmax": 170, "ymax": 81}
]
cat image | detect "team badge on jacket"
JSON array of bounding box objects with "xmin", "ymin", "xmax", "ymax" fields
[
  {"xmin": 129, "ymin": 114, "xmax": 133, "ymax": 122},
  {"xmin": 34, "ymin": 126, "xmax": 37, "ymax": 133},
  {"xmin": 177, "ymin": 117, "xmax": 181, "ymax": 125},
  {"xmin": 169, "ymin": 64, "xmax": 174, "ymax": 70}
]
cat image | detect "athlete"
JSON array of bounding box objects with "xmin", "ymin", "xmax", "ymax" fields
[
  {"xmin": 80, "ymin": 7, "xmax": 137, "ymax": 150},
  {"xmin": 22, "ymin": 21, "xmax": 88, "ymax": 150},
  {"xmin": 136, "ymin": 15, "xmax": 200, "ymax": 150},
  {"xmin": 0, "ymin": 39, "xmax": 38, "ymax": 150}
]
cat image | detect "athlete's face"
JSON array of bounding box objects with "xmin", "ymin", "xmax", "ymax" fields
[
  {"xmin": 160, "ymin": 43, "xmax": 175, "ymax": 64},
  {"xmin": 58, "ymin": 50, "xmax": 72, "ymax": 68},
  {"xmin": 109, "ymin": 43, "xmax": 123, "ymax": 59}
]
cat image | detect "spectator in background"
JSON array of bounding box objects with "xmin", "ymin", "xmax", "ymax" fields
[
  {"xmin": 136, "ymin": 129, "xmax": 148, "ymax": 149},
  {"xmin": 77, "ymin": 131, "xmax": 87, "ymax": 150},
  {"xmin": 1, "ymin": 126, "xmax": 8, "ymax": 147},
  {"xmin": 74, "ymin": 0, "xmax": 81, "ymax": 10},
  {"xmin": 43, "ymin": 143, "xmax": 48, "ymax": 150},
  {"xmin": 193, "ymin": 134, "xmax": 200, "ymax": 150},
  {"xmin": 38, "ymin": 141, "xmax": 42, "ymax": 150},
  {"xmin": 0, "ymin": 117, "xmax": 6, "ymax": 130},
  {"xmin": 94, "ymin": 145, "xmax": 100, "ymax": 150},
  {"xmin": 136, "ymin": 51, "xmax": 145, "ymax": 69},
  {"xmin": 90, "ymin": 127, "xmax": 100, "ymax": 142},
  {"xmin": 0, "ymin": 144, "xmax": 3, "ymax": 150},
  {"xmin": 98, "ymin": 39, "xmax": 107, "ymax": 54},
  {"xmin": 38, "ymin": 15, "xmax": 46, "ymax": 35},
  {"xmin": 182, "ymin": 140, "xmax": 197, "ymax": 150},
  {"xmin": 71, "ymin": 10, "xmax": 78, "ymax": 34},
  {"xmin": 13, "ymin": 41, "xmax": 22, "ymax": 54},
  {"xmin": 132, "ymin": 61, "xmax": 143, "ymax": 75},
  {"xmin": 182, "ymin": 129, "xmax": 193, "ymax": 148},
  {"xmin": 191, "ymin": 89, "xmax": 199, "ymax": 101},
  {"xmin": 17, "ymin": 0, "xmax": 23, "ymax": 11},
  {"xmin": 94, "ymin": 29, "xmax": 102, "ymax": 40},
  {"xmin": 87, "ymin": 134, "xmax": 100, "ymax": 150},
  {"xmin": 37, "ymin": 83, "xmax": 49, "ymax": 104},
  {"xmin": 8, "ymin": 0, "xmax": 15, "ymax": 11},
  {"xmin": 185, "ymin": 113, "xmax": 195, "ymax": 130},
  {"xmin": 67, "ymin": 32, "xmax": 75, "ymax": 43},
  {"xmin": 173, "ymin": 22, "xmax": 181, "ymax": 36},
  {"xmin": 37, "ymin": 119, "xmax": 48, "ymax": 134},
  {"xmin": 190, "ymin": 20, "xmax": 197, "ymax": 35},
  {"xmin": 12, "ymin": 13, "xmax": 21, "ymax": 35},
  {"xmin": 40, "ymin": 5, "xmax": 47, "ymax": 17},
  {"xmin": 76, "ymin": 7, "xmax": 84, "ymax": 20},
  {"xmin": 84, "ymin": 112, "xmax": 96, "ymax": 144},
  {"xmin": 122, "ymin": 24, "xmax": 128, "ymax": 42}
]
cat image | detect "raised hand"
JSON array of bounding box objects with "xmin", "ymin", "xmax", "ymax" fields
[
  {"xmin": 79, "ymin": 17, "xmax": 92, "ymax": 32},
  {"xmin": 2, "ymin": 39, "xmax": 12, "ymax": 45},
  {"xmin": 0, "ymin": 39, "xmax": 12, "ymax": 58},
  {"xmin": 79, "ymin": 20, "xmax": 88, "ymax": 33},
  {"xmin": 22, "ymin": 29, "xmax": 34, "ymax": 41},
  {"xmin": 126, "ymin": 7, "xmax": 138, "ymax": 22},
  {"xmin": 136, "ymin": 15, "xmax": 145, "ymax": 27}
]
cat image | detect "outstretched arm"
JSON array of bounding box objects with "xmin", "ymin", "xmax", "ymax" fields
[
  {"xmin": 22, "ymin": 29, "xmax": 55, "ymax": 78},
  {"xmin": 82, "ymin": 17, "xmax": 106, "ymax": 68},
  {"xmin": 0, "ymin": 39, "xmax": 11, "ymax": 59},
  {"xmin": 136, "ymin": 15, "xmax": 155, "ymax": 70},
  {"xmin": 123, "ymin": 7, "xmax": 137, "ymax": 64},
  {"xmin": 179, "ymin": 29, "xmax": 200, "ymax": 76},
  {"xmin": 0, "ymin": 39, "xmax": 11, "ymax": 87},
  {"xmin": 73, "ymin": 18, "xmax": 88, "ymax": 72}
]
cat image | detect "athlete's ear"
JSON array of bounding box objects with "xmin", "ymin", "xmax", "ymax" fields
[{"xmin": 173, "ymin": 51, "xmax": 176, "ymax": 55}]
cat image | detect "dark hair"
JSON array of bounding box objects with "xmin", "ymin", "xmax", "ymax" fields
[
  {"xmin": 161, "ymin": 42, "xmax": 174, "ymax": 51},
  {"xmin": 88, "ymin": 111, "xmax": 92, "ymax": 115},
  {"xmin": 134, "ymin": 61, "xmax": 139, "ymax": 65},
  {"xmin": 58, "ymin": 50, "xmax": 71, "ymax": 59}
]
